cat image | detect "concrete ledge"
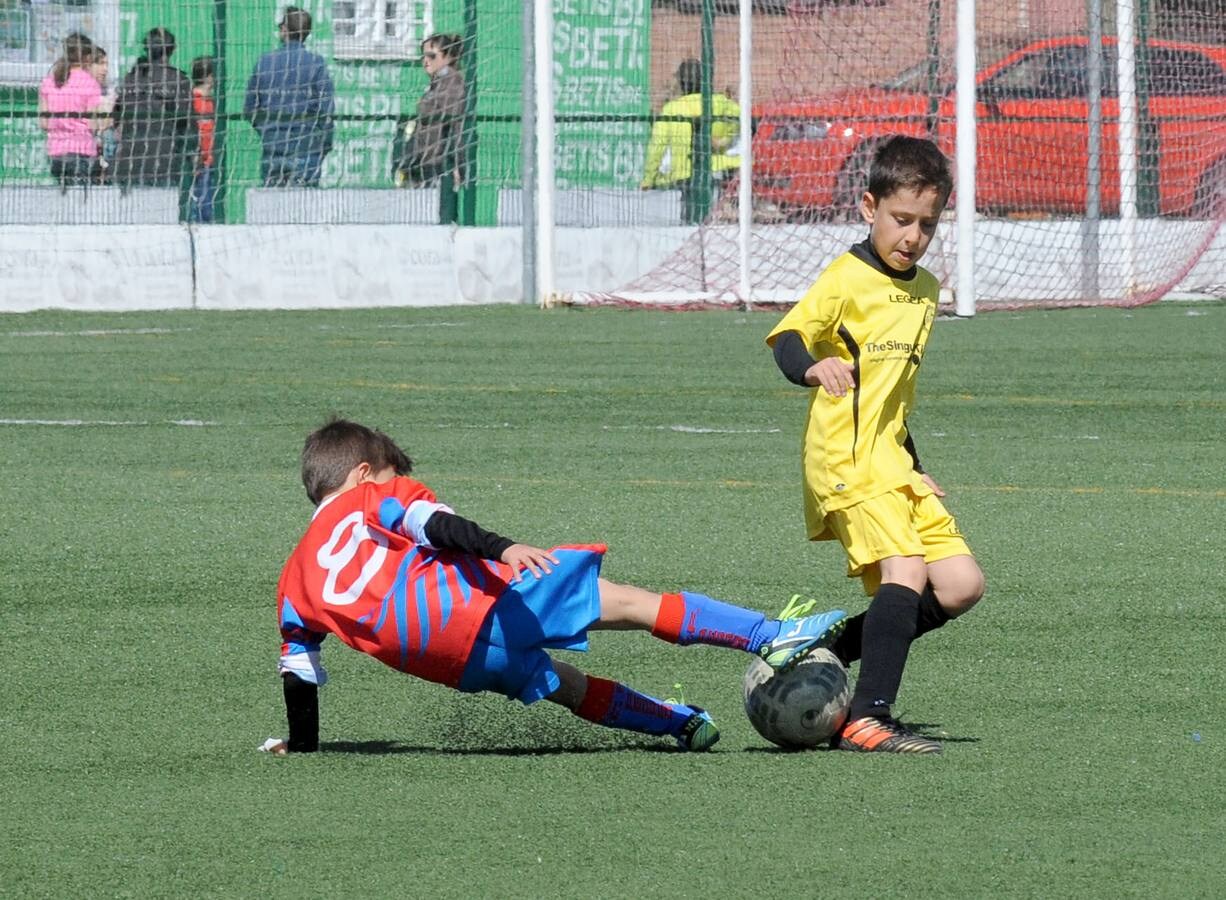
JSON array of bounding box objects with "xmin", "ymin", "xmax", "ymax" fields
[
  {"xmin": 0, "ymin": 186, "xmax": 180, "ymax": 225},
  {"xmin": 244, "ymin": 188, "xmax": 442, "ymax": 224}
]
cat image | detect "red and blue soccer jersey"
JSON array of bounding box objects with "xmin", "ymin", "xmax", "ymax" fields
[{"xmin": 277, "ymin": 476, "xmax": 515, "ymax": 688}]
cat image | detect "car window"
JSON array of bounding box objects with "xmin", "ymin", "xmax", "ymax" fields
[
  {"xmin": 879, "ymin": 62, "xmax": 938, "ymax": 92},
  {"xmin": 981, "ymin": 46, "xmax": 1090, "ymax": 100},
  {"xmin": 1147, "ymin": 47, "xmax": 1226, "ymax": 95},
  {"xmin": 981, "ymin": 44, "xmax": 1127, "ymax": 100},
  {"xmin": 979, "ymin": 48, "xmax": 1057, "ymax": 98}
]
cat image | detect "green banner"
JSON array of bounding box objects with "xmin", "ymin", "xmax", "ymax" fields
[{"xmin": 552, "ymin": 0, "xmax": 650, "ymax": 189}]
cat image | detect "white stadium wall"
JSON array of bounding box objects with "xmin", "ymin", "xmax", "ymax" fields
[{"xmin": 2, "ymin": 222, "xmax": 1223, "ymax": 313}]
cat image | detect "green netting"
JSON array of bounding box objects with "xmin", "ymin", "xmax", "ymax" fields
[{"xmin": 1, "ymin": 0, "xmax": 1224, "ymax": 308}]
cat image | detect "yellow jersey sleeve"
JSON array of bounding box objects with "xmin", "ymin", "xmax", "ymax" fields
[{"xmin": 765, "ymin": 264, "xmax": 847, "ymax": 354}]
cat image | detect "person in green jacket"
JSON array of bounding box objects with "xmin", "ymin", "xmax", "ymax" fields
[{"xmin": 641, "ymin": 57, "xmax": 740, "ymax": 215}]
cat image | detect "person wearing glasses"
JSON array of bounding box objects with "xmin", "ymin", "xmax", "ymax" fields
[
  {"xmin": 243, "ymin": 6, "xmax": 335, "ymax": 187},
  {"xmin": 393, "ymin": 33, "xmax": 467, "ymax": 187}
]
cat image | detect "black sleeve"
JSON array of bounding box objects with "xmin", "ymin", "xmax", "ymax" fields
[
  {"xmin": 282, "ymin": 673, "xmax": 319, "ymax": 753},
  {"xmin": 903, "ymin": 426, "xmax": 925, "ymax": 475},
  {"xmin": 423, "ymin": 510, "xmax": 516, "ymax": 561},
  {"xmin": 771, "ymin": 330, "xmax": 817, "ymax": 387}
]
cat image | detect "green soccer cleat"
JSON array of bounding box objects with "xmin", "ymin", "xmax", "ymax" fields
[
  {"xmin": 676, "ymin": 707, "xmax": 720, "ymax": 752},
  {"xmin": 758, "ymin": 608, "xmax": 847, "ymax": 671}
]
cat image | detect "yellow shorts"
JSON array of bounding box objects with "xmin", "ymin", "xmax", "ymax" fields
[{"xmin": 823, "ymin": 485, "xmax": 971, "ymax": 595}]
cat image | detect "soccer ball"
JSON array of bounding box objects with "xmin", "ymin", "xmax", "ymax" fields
[{"xmin": 743, "ymin": 649, "xmax": 852, "ymax": 749}]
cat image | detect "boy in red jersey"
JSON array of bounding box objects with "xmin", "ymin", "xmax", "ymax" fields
[{"xmin": 263, "ymin": 419, "xmax": 846, "ymax": 754}]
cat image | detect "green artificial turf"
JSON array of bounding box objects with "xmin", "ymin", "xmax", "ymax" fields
[{"xmin": 1, "ymin": 302, "xmax": 1223, "ymax": 898}]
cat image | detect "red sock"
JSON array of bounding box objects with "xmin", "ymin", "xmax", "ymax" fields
[
  {"xmin": 575, "ymin": 675, "xmax": 617, "ymax": 723},
  {"xmin": 573, "ymin": 675, "xmax": 688, "ymax": 737},
  {"xmin": 651, "ymin": 592, "xmax": 685, "ymax": 642}
]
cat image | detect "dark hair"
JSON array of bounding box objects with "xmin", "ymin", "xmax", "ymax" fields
[
  {"xmin": 191, "ymin": 56, "xmax": 214, "ymax": 86},
  {"xmin": 301, "ymin": 419, "xmax": 413, "ymax": 505},
  {"xmin": 867, "ymin": 135, "xmax": 953, "ymax": 203},
  {"xmin": 142, "ymin": 27, "xmax": 176, "ymax": 63},
  {"xmin": 677, "ymin": 58, "xmax": 702, "ymax": 95},
  {"xmin": 51, "ymin": 33, "xmax": 94, "ymax": 88},
  {"xmin": 281, "ymin": 7, "xmax": 313, "ymax": 42},
  {"xmin": 421, "ymin": 32, "xmax": 463, "ymax": 65}
]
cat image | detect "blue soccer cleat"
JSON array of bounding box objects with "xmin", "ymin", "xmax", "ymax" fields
[{"xmin": 758, "ymin": 608, "xmax": 847, "ymax": 671}]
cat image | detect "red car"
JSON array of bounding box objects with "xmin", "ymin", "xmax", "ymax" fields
[{"xmin": 751, "ymin": 36, "xmax": 1226, "ymax": 219}]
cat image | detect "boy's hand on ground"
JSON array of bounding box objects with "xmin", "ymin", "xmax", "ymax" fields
[
  {"xmin": 502, "ymin": 544, "xmax": 559, "ymax": 581},
  {"xmin": 806, "ymin": 358, "xmax": 856, "ymax": 397},
  {"xmin": 259, "ymin": 737, "xmax": 288, "ymax": 755},
  {"xmin": 920, "ymin": 473, "xmax": 946, "ymax": 497}
]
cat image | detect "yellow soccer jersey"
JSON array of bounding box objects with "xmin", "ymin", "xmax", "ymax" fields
[{"xmin": 766, "ymin": 241, "xmax": 939, "ymax": 539}]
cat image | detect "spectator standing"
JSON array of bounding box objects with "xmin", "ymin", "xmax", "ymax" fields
[
  {"xmin": 112, "ymin": 28, "xmax": 194, "ymax": 188},
  {"xmin": 189, "ymin": 56, "xmax": 217, "ymax": 222},
  {"xmin": 641, "ymin": 58, "xmax": 740, "ymax": 218},
  {"xmin": 38, "ymin": 33, "xmax": 104, "ymax": 188},
  {"xmin": 394, "ymin": 32, "xmax": 467, "ymax": 187},
  {"xmin": 243, "ymin": 6, "xmax": 334, "ymax": 187},
  {"xmin": 88, "ymin": 46, "xmax": 118, "ymax": 182}
]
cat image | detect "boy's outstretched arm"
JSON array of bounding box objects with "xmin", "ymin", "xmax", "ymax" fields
[
  {"xmin": 262, "ymin": 673, "xmax": 319, "ymax": 755},
  {"xmin": 380, "ymin": 497, "xmax": 557, "ymax": 580},
  {"xmin": 283, "ymin": 672, "xmax": 319, "ymax": 752},
  {"xmin": 425, "ymin": 511, "xmax": 557, "ymax": 580}
]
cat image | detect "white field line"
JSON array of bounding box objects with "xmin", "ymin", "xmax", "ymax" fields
[
  {"xmin": 602, "ymin": 424, "xmax": 782, "ymax": 434},
  {"xmin": 927, "ymin": 431, "xmax": 1101, "ymax": 440},
  {"xmin": 430, "ymin": 422, "xmax": 513, "ymax": 429},
  {"xmin": 428, "ymin": 423, "xmax": 780, "ymax": 433},
  {"xmin": 315, "ymin": 322, "xmax": 465, "ymax": 331},
  {"xmin": 0, "ymin": 419, "xmax": 772, "ymax": 433},
  {"xmin": 0, "ymin": 418, "xmax": 216, "ymax": 427},
  {"xmin": 6, "ymin": 328, "xmax": 191, "ymax": 337}
]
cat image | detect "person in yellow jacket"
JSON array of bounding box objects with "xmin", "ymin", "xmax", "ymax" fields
[{"xmin": 641, "ymin": 58, "xmax": 740, "ymax": 194}]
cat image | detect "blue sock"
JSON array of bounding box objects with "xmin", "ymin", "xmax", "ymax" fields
[
  {"xmin": 652, "ymin": 591, "xmax": 781, "ymax": 653},
  {"xmin": 575, "ymin": 677, "xmax": 693, "ymax": 738}
]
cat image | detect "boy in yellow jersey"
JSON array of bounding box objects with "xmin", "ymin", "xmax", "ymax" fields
[{"xmin": 765, "ymin": 136, "xmax": 985, "ymax": 754}]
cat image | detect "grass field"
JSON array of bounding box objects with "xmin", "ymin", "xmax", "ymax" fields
[{"xmin": 2, "ymin": 301, "xmax": 1224, "ymax": 898}]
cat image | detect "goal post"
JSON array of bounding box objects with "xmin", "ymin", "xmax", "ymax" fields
[{"xmin": 542, "ymin": 0, "xmax": 1226, "ymax": 311}]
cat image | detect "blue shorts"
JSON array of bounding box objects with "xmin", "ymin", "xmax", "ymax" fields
[{"xmin": 458, "ymin": 547, "xmax": 603, "ymax": 705}]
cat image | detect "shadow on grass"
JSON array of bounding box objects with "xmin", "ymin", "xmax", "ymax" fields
[
  {"xmin": 321, "ymin": 739, "xmax": 683, "ymax": 756},
  {"xmin": 905, "ymin": 722, "xmax": 981, "ymax": 745},
  {"xmin": 741, "ymin": 722, "xmax": 981, "ymax": 753}
]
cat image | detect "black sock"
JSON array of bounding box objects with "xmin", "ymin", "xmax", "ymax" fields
[
  {"xmin": 915, "ymin": 585, "xmax": 952, "ymax": 638},
  {"xmin": 830, "ymin": 612, "xmax": 864, "ymax": 667},
  {"xmin": 847, "ymin": 583, "xmax": 921, "ymax": 721},
  {"xmin": 834, "ymin": 586, "xmax": 952, "ymax": 667}
]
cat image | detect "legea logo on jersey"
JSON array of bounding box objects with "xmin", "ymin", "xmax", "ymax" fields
[
  {"xmin": 888, "ymin": 292, "xmax": 927, "ymax": 305},
  {"xmin": 318, "ymin": 511, "xmax": 390, "ymax": 606}
]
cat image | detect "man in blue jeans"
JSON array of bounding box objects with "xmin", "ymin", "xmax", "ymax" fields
[{"xmin": 243, "ymin": 6, "xmax": 334, "ymax": 187}]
